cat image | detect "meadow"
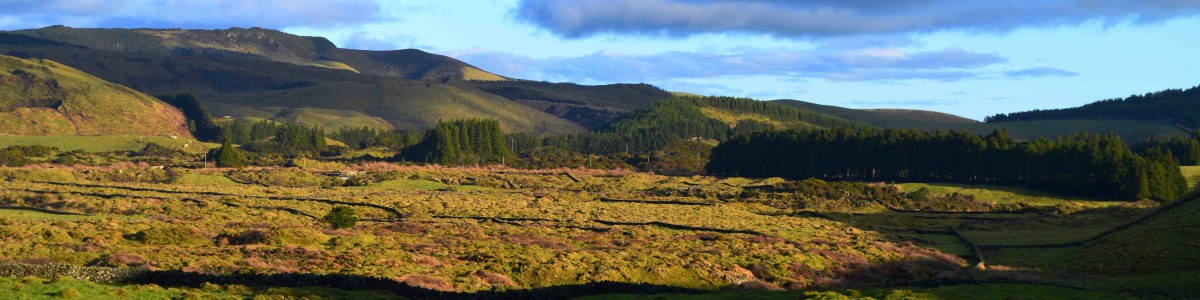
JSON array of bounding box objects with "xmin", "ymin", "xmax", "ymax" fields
[{"xmin": 0, "ymin": 164, "xmax": 1193, "ymax": 299}]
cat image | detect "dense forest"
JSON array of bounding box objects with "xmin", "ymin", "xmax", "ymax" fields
[
  {"xmin": 707, "ymin": 128, "xmax": 1188, "ymax": 201},
  {"xmin": 1133, "ymin": 134, "xmax": 1200, "ymax": 166},
  {"xmin": 395, "ymin": 119, "xmax": 513, "ymax": 166},
  {"xmin": 541, "ymin": 96, "xmax": 863, "ymax": 154},
  {"xmin": 985, "ymin": 84, "xmax": 1200, "ymax": 128}
]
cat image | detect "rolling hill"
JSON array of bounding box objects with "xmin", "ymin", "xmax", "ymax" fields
[
  {"xmin": 986, "ymin": 84, "xmax": 1200, "ymax": 129},
  {"xmin": 0, "ymin": 54, "xmax": 191, "ymax": 137},
  {"xmin": 772, "ymin": 99, "xmax": 1188, "ymax": 142},
  {"xmin": 771, "ymin": 99, "xmax": 978, "ymax": 129},
  {"xmin": 8, "ymin": 26, "xmax": 503, "ymax": 81},
  {"xmin": 0, "ymin": 28, "xmax": 583, "ymax": 134}
]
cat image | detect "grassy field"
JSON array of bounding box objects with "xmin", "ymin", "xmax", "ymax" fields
[
  {"xmin": 0, "ymin": 166, "xmax": 1188, "ymax": 298},
  {"xmin": 0, "ymin": 276, "xmax": 400, "ymax": 300},
  {"xmin": 580, "ymin": 284, "xmax": 1134, "ymax": 300},
  {"xmin": 896, "ymin": 182, "xmax": 1125, "ymax": 209},
  {"xmin": 0, "ymin": 135, "xmax": 214, "ymax": 153},
  {"xmin": 1182, "ymin": 166, "xmax": 1200, "ymax": 189}
]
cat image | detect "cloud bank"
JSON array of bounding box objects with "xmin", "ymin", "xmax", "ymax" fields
[
  {"xmin": 515, "ymin": 0, "xmax": 1200, "ymax": 39},
  {"xmin": 0, "ymin": 0, "xmax": 381, "ymax": 29},
  {"xmin": 448, "ymin": 47, "xmax": 1009, "ymax": 83}
]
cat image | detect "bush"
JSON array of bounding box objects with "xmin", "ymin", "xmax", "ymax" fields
[
  {"xmin": 214, "ymin": 140, "xmax": 249, "ymax": 168},
  {"xmin": 323, "ymin": 206, "xmax": 358, "ymax": 229}
]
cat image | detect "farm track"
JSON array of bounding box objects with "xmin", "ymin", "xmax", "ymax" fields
[{"xmin": 22, "ymin": 181, "xmax": 405, "ymax": 220}]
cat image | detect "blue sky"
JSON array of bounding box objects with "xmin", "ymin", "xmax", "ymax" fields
[{"xmin": 1, "ymin": 0, "xmax": 1198, "ymax": 120}]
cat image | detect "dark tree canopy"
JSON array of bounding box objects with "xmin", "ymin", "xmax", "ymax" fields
[
  {"xmin": 707, "ymin": 128, "xmax": 1187, "ymax": 201},
  {"xmin": 985, "ymin": 84, "xmax": 1200, "ymax": 128},
  {"xmin": 157, "ymin": 93, "xmax": 221, "ymax": 142}
]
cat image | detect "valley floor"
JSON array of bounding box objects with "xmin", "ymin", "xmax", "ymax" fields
[{"xmin": 0, "ymin": 165, "xmax": 1194, "ymax": 299}]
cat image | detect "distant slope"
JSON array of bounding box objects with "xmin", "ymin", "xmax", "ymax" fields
[
  {"xmin": 772, "ymin": 99, "xmax": 978, "ymax": 129},
  {"xmin": 0, "ymin": 30, "xmax": 581, "ymax": 134},
  {"xmin": 864, "ymin": 109, "xmax": 978, "ymax": 124},
  {"xmin": 604, "ymin": 96, "xmax": 864, "ymax": 139},
  {"xmin": 986, "ymin": 84, "xmax": 1200, "ymax": 129},
  {"xmin": 772, "ymin": 99, "xmax": 1187, "ymax": 142},
  {"xmin": 0, "ymin": 55, "xmax": 190, "ymax": 137},
  {"xmin": 472, "ymin": 81, "xmax": 672, "ymax": 128},
  {"xmin": 9, "ymin": 26, "xmax": 503, "ymax": 81}
]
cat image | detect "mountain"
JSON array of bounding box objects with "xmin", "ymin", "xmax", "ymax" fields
[
  {"xmin": 986, "ymin": 84, "xmax": 1200, "ymax": 129},
  {"xmin": 0, "ymin": 27, "xmax": 583, "ymax": 134},
  {"xmin": 0, "ymin": 54, "xmax": 191, "ymax": 137},
  {"xmin": 9, "ymin": 26, "xmax": 504, "ymax": 81}
]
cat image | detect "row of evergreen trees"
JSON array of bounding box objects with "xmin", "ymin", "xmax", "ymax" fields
[
  {"xmin": 1132, "ymin": 133, "xmax": 1200, "ymax": 165},
  {"xmin": 330, "ymin": 127, "xmax": 422, "ymax": 150},
  {"xmin": 707, "ymin": 128, "xmax": 1188, "ymax": 201},
  {"xmin": 396, "ymin": 119, "xmax": 513, "ymax": 166},
  {"xmin": 985, "ymin": 84, "xmax": 1200, "ymax": 128},
  {"xmin": 157, "ymin": 93, "xmax": 221, "ymax": 141}
]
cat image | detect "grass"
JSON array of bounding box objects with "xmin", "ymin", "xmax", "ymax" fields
[
  {"xmin": 0, "ymin": 166, "xmax": 1182, "ymax": 298},
  {"xmin": 895, "ymin": 183, "xmax": 1123, "ymax": 208},
  {"xmin": 1181, "ymin": 166, "xmax": 1200, "ymax": 189},
  {"xmin": 0, "ymin": 276, "xmax": 404, "ymax": 299},
  {"xmin": 0, "ymin": 209, "xmax": 100, "ymax": 221},
  {"xmin": 576, "ymin": 284, "xmax": 1133, "ymax": 300},
  {"xmin": 699, "ymin": 107, "xmax": 788, "ymax": 129},
  {"xmin": 0, "ymin": 135, "xmax": 214, "ymax": 154},
  {"xmin": 0, "ymin": 55, "xmax": 192, "ymax": 138},
  {"xmin": 168, "ymin": 173, "xmax": 239, "ymax": 186},
  {"xmin": 986, "ymin": 193, "xmax": 1200, "ymax": 278}
]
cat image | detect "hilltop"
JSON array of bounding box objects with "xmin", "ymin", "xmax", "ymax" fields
[
  {"xmin": 771, "ymin": 99, "xmax": 978, "ymax": 129},
  {"xmin": 9, "ymin": 26, "xmax": 503, "ymax": 81},
  {"xmin": 0, "ymin": 28, "xmax": 585, "ymax": 134},
  {"xmin": 0, "ymin": 55, "xmax": 190, "ymax": 137},
  {"xmin": 986, "ymin": 84, "xmax": 1200, "ymax": 130},
  {"xmin": 772, "ymin": 99, "xmax": 1187, "ymax": 142}
]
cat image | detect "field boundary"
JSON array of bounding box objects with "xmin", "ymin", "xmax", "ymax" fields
[
  {"xmin": 27, "ymin": 181, "xmax": 405, "ymax": 220},
  {"xmin": 0, "ymin": 205, "xmax": 90, "ymax": 216}
]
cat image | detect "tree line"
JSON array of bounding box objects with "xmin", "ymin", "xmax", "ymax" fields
[
  {"xmin": 1132, "ymin": 133, "xmax": 1200, "ymax": 166},
  {"xmin": 707, "ymin": 128, "xmax": 1188, "ymax": 201},
  {"xmin": 985, "ymin": 84, "xmax": 1200, "ymax": 128},
  {"xmin": 541, "ymin": 97, "xmax": 863, "ymax": 154}
]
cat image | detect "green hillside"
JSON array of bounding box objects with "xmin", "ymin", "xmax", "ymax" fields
[
  {"xmin": 474, "ymin": 81, "xmax": 672, "ymax": 128},
  {"xmin": 247, "ymin": 80, "xmax": 584, "ymax": 134},
  {"xmin": 545, "ymin": 96, "xmax": 864, "ymax": 153},
  {"xmin": 0, "ymin": 55, "xmax": 191, "ymax": 137},
  {"xmin": 987, "ymin": 84, "xmax": 1200, "ymax": 128},
  {"xmin": 9, "ymin": 26, "xmax": 500, "ymax": 81},
  {"xmin": 987, "ymin": 195, "xmax": 1200, "ymax": 296},
  {"xmin": 772, "ymin": 99, "xmax": 978, "ymax": 129},
  {"xmin": 772, "ymin": 99, "xmax": 1187, "ymax": 142}
]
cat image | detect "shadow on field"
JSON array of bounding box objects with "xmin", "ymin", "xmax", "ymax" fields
[{"xmin": 122, "ymin": 270, "xmax": 705, "ymax": 300}]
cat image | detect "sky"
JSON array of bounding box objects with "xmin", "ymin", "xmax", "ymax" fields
[{"xmin": 1, "ymin": 0, "xmax": 1198, "ymax": 120}]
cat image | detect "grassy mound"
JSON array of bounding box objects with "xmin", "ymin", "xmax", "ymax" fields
[{"xmin": 0, "ymin": 55, "xmax": 191, "ymax": 137}]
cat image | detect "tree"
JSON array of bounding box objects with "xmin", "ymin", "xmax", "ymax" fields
[
  {"xmin": 214, "ymin": 140, "xmax": 249, "ymax": 168},
  {"xmin": 323, "ymin": 206, "xmax": 358, "ymax": 229}
]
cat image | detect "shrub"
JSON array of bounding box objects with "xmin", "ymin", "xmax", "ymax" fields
[
  {"xmin": 56, "ymin": 288, "xmax": 81, "ymax": 298},
  {"xmin": 214, "ymin": 140, "xmax": 249, "ymax": 168},
  {"xmin": 323, "ymin": 206, "xmax": 358, "ymax": 229},
  {"xmin": 132, "ymin": 226, "xmax": 209, "ymax": 246}
]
